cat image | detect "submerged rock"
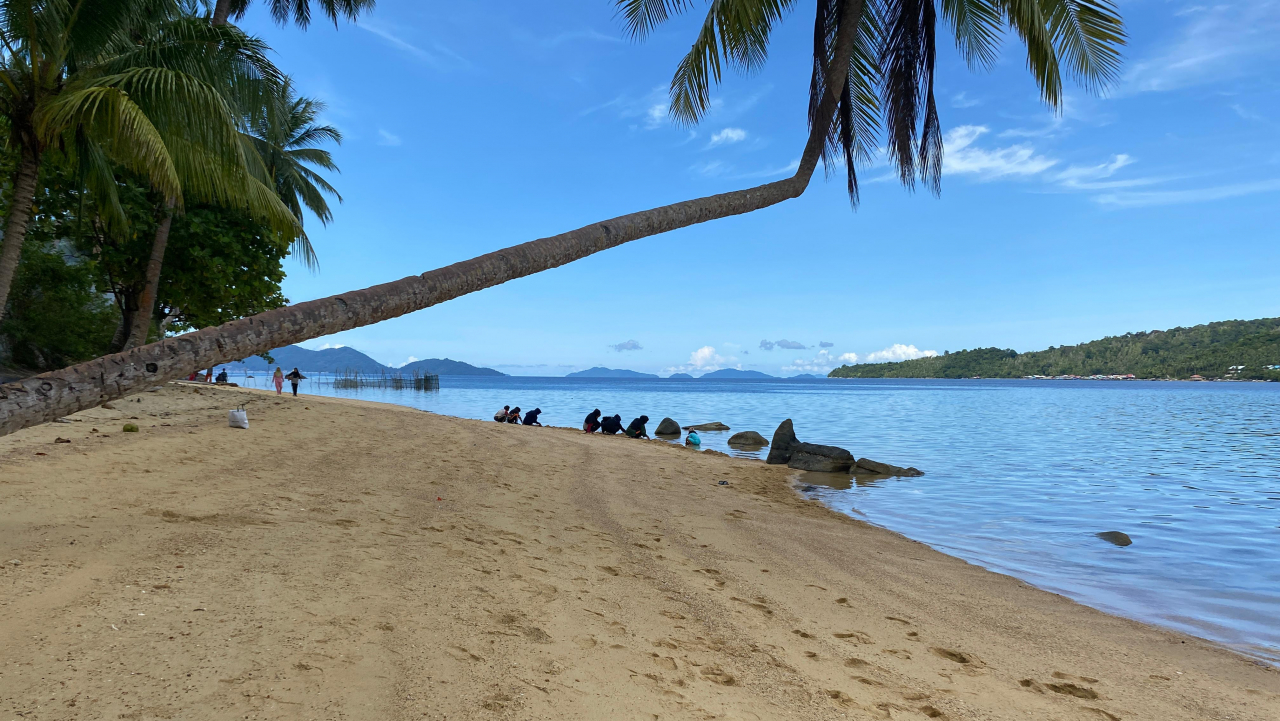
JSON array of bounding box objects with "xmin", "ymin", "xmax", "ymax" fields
[
  {"xmin": 727, "ymin": 430, "xmax": 769, "ymax": 447},
  {"xmin": 854, "ymin": 458, "xmax": 924, "ymax": 477},
  {"xmin": 683, "ymin": 422, "xmax": 730, "ymax": 432},
  {"xmin": 1096, "ymin": 531, "xmax": 1132, "ymax": 547},
  {"xmin": 654, "ymin": 417, "xmax": 681, "ymax": 436},
  {"xmin": 788, "ymin": 444, "xmax": 854, "ymax": 473}
]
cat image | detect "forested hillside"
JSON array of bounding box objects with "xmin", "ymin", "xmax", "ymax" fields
[{"xmin": 829, "ymin": 319, "xmax": 1280, "ymax": 380}]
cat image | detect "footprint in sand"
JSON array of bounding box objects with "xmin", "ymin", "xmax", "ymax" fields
[
  {"xmin": 446, "ymin": 646, "xmax": 484, "ymax": 662},
  {"xmin": 930, "ymin": 648, "xmax": 974, "ymax": 665},
  {"xmin": 844, "ymin": 658, "xmax": 870, "ymax": 669},
  {"xmin": 700, "ymin": 666, "xmax": 736, "ymax": 686},
  {"xmin": 825, "ymin": 690, "xmax": 857, "ymax": 709},
  {"xmin": 833, "ymin": 630, "xmax": 873, "ymax": 644}
]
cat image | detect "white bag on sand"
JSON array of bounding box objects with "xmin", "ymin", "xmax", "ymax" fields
[{"xmin": 228, "ymin": 407, "xmax": 249, "ymax": 429}]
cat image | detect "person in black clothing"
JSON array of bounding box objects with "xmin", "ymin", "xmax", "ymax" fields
[
  {"xmin": 285, "ymin": 368, "xmax": 306, "ymax": 396},
  {"xmin": 600, "ymin": 414, "xmax": 624, "ymax": 435},
  {"xmin": 522, "ymin": 408, "xmax": 542, "ymax": 426},
  {"xmin": 214, "ymin": 369, "xmax": 228, "ymax": 383},
  {"xmin": 494, "ymin": 405, "xmax": 510, "ymax": 422},
  {"xmin": 624, "ymin": 415, "xmax": 650, "ymax": 439},
  {"xmin": 505, "ymin": 406, "xmax": 522, "ymax": 424},
  {"xmin": 583, "ymin": 409, "xmax": 602, "ymax": 433}
]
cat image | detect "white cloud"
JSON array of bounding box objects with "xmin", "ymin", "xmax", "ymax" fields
[
  {"xmin": 781, "ymin": 349, "xmax": 843, "ymax": 375},
  {"xmin": 951, "ymin": 92, "xmax": 981, "ymax": 108},
  {"xmin": 358, "ymin": 21, "xmax": 468, "ymax": 70},
  {"xmin": 1093, "ymin": 179, "xmax": 1280, "ymax": 208},
  {"xmin": 819, "ymin": 341, "xmax": 834, "ymax": 348},
  {"xmin": 732, "ymin": 159, "xmax": 800, "ymax": 179},
  {"xmin": 943, "ymin": 126, "xmax": 1058, "ymax": 179},
  {"xmin": 864, "ymin": 344, "xmax": 939, "ymax": 363},
  {"xmin": 709, "ymin": 127, "xmax": 748, "ymax": 146},
  {"xmin": 690, "ymin": 160, "xmax": 726, "ymax": 177},
  {"xmin": 377, "ymin": 129, "xmax": 402, "ymax": 146},
  {"xmin": 759, "ymin": 340, "xmax": 775, "ymax": 351},
  {"xmin": 533, "ymin": 29, "xmax": 623, "ymax": 48},
  {"xmin": 610, "ymin": 340, "xmax": 643, "ymax": 352},
  {"xmin": 645, "ymin": 99, "xmax": 668, "ymax": 129},
  {"xmin": 315, "ymin": 343, "xmax": 346, "ymax": 350},
  {"xmin": 775, "ymin": 339, "xmax": 806, "ymax": 350},
  {"xmin": 838, "ymin": 352, "xmax": 859, "ymax": 364},
  {"xmin": 1054, "ymin": 154, "xmax": 1134, "ymax": 188},
  {"xmin": 394, "ymin": 355, "xmax": 419, "ymax": 368},
  {"xmin": 1231, "ymin": 104, "xmax": 1264, "ymax": 122},
  {"xmin": 1122, "ymin": 2, "xmax": 1280, "ymax": 94},
  {"xmin": 665, "ymin": 345, "xmax": 737, "ymax": 374}
]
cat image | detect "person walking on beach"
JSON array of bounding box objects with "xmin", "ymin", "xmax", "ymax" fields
[
  {"xmin": 625, "ymin": 415, "xmax": 650, "ymax": 439},
  {"xmin": 285, "ymin": 367, "xmax": 306, "ymax": 396},
  {"xmin": 583, "ymin": 409, "xmax": 602, "ymax": 433},
  {"xmin": 522, "ymin": 408, "xmax": 543, "ymax": 426},
  {"xmin": 494, "ymin": 405, "xmax": 510, "ymax": 422},
  {"xmin": 600, "ymin": 414, "xmax": 624, "ymax": 435},
  {"xmin": 272, "ymin": 367, "xmax": 285, "ymax": 395},
  {"xmin": 505, "ymin": 407, "xmax": 522, "ymax": 424}
]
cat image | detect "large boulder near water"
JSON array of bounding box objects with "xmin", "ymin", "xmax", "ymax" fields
[
  {"xmin": 854, "ymin": 458, "xmax": 924, "ymax": 477},
  {"xmin": 765, "ymin": 419, "xmax": 854, "ymax": 472},
  {"xmin": 683, "ymin": 422, "xmax": 730, "ymax": 432},
  {"xmin": 766, "ymin": 419, "xmax": 798, "ymax": 464},
  {"xmin": 727, "ymin": 430, "xmax": 768, "ymax": 447},
  {"xmin": 655, "ymin": 417, "xmax": 681, "ymax": 436}
]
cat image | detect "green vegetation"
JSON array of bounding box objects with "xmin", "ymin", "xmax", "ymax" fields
[{"xmin": 828, "ymin": 319, "xmax": 1280, "ymax": 381}]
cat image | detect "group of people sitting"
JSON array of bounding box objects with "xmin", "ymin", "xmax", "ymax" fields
[
  {"xmin": 581, "ymin": 409, "xmax": 651, "ymax": 439},
  {"xmin": 493, "ymin": 405, "xmax": 542, "ymax": 426}
]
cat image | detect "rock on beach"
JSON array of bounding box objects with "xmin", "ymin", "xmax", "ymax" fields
[
  {"xmin": 683, "ymin": 422, "xmax": 730, "ymax": 432},
  {"xmin": 727, "ymin": 430, "xmax": 769, "ymax": 447},
  {"xmin": 654, "ymin": 418, "xmax": 681, "ymax": 436}
]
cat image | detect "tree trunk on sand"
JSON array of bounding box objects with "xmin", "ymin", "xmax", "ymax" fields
[
  {"xmin": 0, "ymin": 2, "xmax": 864, "ymax": 437},
  {"xmin": 122, "ymin": 207, "xmax": 175, "ymax": 351},
  {"xmin": 211, "ymin": 0, "xmax": 232, "ymax": 26},
  {"xmin": 0, "ymin": 147, "xmax": 41, "ymax": 324}
]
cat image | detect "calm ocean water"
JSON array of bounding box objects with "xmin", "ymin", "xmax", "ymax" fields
[{"xmin": 247, "ymin": 373, "xmax": 1280, "ymax": 663}]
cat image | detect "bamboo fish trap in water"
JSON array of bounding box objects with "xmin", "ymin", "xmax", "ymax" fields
[{"xmin": 325, "ymin": 369, "xmax": 440, "ymax": 391}]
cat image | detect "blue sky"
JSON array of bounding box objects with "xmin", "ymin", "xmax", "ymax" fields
[{"xmin": 240, "ymin": 0, "xmax": 1280, "ymax": 376}]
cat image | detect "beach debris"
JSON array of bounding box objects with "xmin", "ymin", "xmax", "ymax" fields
[
  {"xmin": 122, "ymin": 423, "xmax": 139, "ymax": 433},
  {"xmin": 1096, "ymin": 531, "xmax": 1132, "ymax": 547},
  {"xmin": 6, "ymin": 559, "xmax": 19, "ymax": 566},
  {"xmin": 654, "ymin": 417, "xmax": 681, "ymax": 436},
  {"xmin": 854, "ymin": 458, "xmax": 924, "ymax": 477},
  {"xmin": 54, "ymin": 437, "xmax": 71, "ymax": 444},
  {"xmin": 54, "ymin": 418, "xmax": 71, "ymax": 423},
  {"xmin": 727, "ymin": 430, "xmax": 769, "ymax": 448},
  {"xmin": 228, "ymin": 407, "xmax": 249, "ymax": 430},
  {"xmin": 683, "ymin": 421, "xmax": 730, "ymax": 431},
  {"xmin": 718, "ymin": 480, "xmax": 729, "ymax": 486},
  {"xmin": 102, "ymin": 402, "xmax": 117, "ymax": 410}
]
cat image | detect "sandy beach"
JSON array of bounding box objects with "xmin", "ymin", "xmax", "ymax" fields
[{"xmin": 1, "ymin": 384, "xmax": 1277, "ymax": 720}]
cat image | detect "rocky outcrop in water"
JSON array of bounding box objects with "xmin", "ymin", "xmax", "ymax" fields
[
  {"xmin": 654, "ymin": 417, "xmax": 681, "ymax": 436},
  {"xmin": 727, "ymin": 430, "xmax": 768, "ymax": 448},
  {"xmin": 683, "ymin": 422, "xmax": 730, "ymax": 432},
  {"xmin": 766, "ymin": 419, "xmax": 923, "ymax": 476}
]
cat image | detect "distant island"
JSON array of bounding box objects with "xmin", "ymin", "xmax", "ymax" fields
[
  {"xmin": 668, "ymin": 373, "xmax": 694, "ymax": 379},
  {"xmin": 698, "ymin": 368, "xmax": 775, "ymax": 379},
  {"xmin": 566, "ymin": 367, "xmax": 659, "ymax": 379},
  {"xmin": 829, "ymin": 318, "xmax": 1280, "ymax": 381},
  {"xmin": 226, "ymin": 345, "xmax": 504, "ymax": 376},
  {"xmin": 789, "ymin": 373, "xmax": 826, "ymax": 379}
]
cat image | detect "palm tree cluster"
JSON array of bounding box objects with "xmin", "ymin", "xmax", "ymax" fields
[
  {"xmin": 0, "ymin": 0, "xmax": 1126, "ymax": 437},
  {"xmin": 0, "ymin": 0, "xmax": 352, "ymax": 351}
]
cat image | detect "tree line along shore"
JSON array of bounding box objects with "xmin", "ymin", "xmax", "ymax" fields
[{"xmin": 829, "ymin": 318, "xmax": 1280, "ymax": 381}]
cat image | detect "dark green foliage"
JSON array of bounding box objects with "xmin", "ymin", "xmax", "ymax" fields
[
  {"xmin": 160, "ymin": 205, "xmax": 290, "ymax": 332},
  {"xmin": 0, "ymin": 238, "xmax": 119, "ymax": 370},
  {"xmin": 829, "ymin": 319, "xmax": 1280, "ymax": 380}
]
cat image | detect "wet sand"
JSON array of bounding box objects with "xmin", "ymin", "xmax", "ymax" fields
[{"xmin": 1, "ymin": 383, "xmax": 1277, "ymax": 719}]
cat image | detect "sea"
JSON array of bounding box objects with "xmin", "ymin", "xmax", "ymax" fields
[{"xmin": 240, "ymin": 372, "xmax": 1280, "ymax": 664}]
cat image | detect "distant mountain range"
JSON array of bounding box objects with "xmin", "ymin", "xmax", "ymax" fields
[
  {"xmin": 566, "ymin": 367, "xmax": 659, "ymax": 378},
  {"xmin": 698, "ymin": 368, "xmax": 775, "ymax": 379},
  {"xmin": 223, "ymin": 345, "xmax": 504, "ymax": 376}
]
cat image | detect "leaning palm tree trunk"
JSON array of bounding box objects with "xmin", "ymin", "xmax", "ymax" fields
[
  {"xmin": 123, "ymin": 205, "xmax": 176, "ymax": 350},
  {"xmin": 0, "ymin": 2, "xmax": 863, "ymax": 437},
  {"xmin": 0, "ymin": 147, "xmax": 41, "ymax": 324}
]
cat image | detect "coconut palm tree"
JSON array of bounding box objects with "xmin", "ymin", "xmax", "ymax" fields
[
  {"xmin": 211, "ymin": 0, "xmax": 375, "ymax": 27},
  {"xmin": 246, "ymin": 79, "xmax": 343, "ymax": 239},
  {"xmin": 0, "ymin": 0, "xmax": 1126, "ymax": 435}
]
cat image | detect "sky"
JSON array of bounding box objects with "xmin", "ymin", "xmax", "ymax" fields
[{"xmin": 239, "ymin": 0, "xmax": 1280, "ymax": 376}]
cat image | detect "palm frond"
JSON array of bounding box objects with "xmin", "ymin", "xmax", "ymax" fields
[
  {"xmin": 1041, "ymin": 0, "xmax": 1124, "ymax": 92},
  {"xmin": 614, "ymin": 0, "xmax": 697, "ymax": 39},
  {"xmin": 997, "ymin": 0, "xmax": 1061, "ymax": 107},
  {"xmin": 940, "ymin": 0, "xmax": 1002, "ymax": 69}
]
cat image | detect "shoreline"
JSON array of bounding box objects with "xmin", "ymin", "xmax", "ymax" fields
[{"xmin": 2, "ymin": 383, "xmax": 1276, "ymax": 719}]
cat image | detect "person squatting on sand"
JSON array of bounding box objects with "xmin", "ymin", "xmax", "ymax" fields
[
  {"xmin": 494, "ymin": 405, "xmax": 510, "ymax": 422},
  {"xmin": 625, "ymin": 416, "xmax": 650, "ymax": 439},
  {"xmin": 583, "ymin": 409, "xmax": 602, "ymax": 433},
  {"xmin": 600, "ymin": 414, "xmax": 624, "ymax": 435},
  {"xmin": 522, "ymin": 408, "xmax": 543, "ymax": 426},
  {"xmin": 505, "ymin": 407, "xmax": 522, "ymax": 424},
  {"xmin": 686, "ymin": 430, "xmax": 700, "ymax": 446}
]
